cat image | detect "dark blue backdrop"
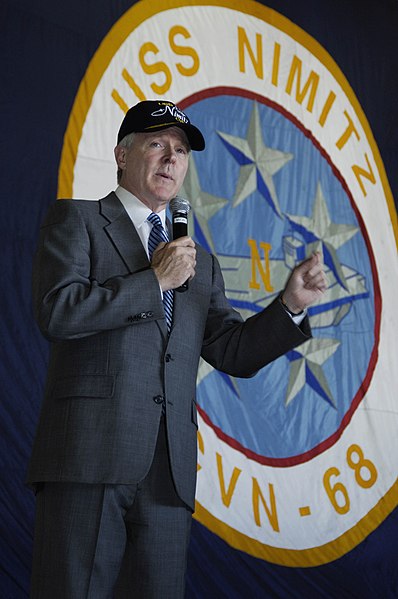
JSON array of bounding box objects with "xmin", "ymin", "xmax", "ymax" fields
[{"xmin": 1, "ymin": 1, "xmax": 397, "ymax": 597}]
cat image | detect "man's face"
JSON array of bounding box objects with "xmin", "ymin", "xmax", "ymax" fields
[{"xmin": 115, "ymin": 127, "xmax": 190, "ymax": 212}]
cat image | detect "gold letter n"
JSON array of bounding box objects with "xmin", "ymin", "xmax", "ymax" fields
[{"xmin": 248, "ymin": 239, "xmax": 273, "ymax": 292}]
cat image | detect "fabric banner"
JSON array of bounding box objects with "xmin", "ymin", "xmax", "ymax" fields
[{"xmin": 1, "ymin": 1, "xmax": 397, "ymax": 596}]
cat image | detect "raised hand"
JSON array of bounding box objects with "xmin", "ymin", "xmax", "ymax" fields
[{"xmin": 281, "ymin": 252, "xmax": 327, "ymax": 314}]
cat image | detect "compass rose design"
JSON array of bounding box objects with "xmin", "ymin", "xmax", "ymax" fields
[{"xmin": 181, "ymin": 98, "xmax": 369, "ymax": 414}]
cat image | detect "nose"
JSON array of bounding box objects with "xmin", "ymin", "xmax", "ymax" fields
[{"xmin": 163, "ymin": 145, "xmax": 177, "ymax": 164}]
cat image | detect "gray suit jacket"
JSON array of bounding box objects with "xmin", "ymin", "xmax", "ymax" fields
[{"xmin": 28, "ymin": 192, "xmax": 311, "ymax": 509}]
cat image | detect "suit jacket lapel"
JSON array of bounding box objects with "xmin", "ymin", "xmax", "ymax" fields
[
  {"xmin": 99, "ymin": 192, "xmax": 149, "ymax": 274},
  {"xmin": 100, "ymin": 192, "xmax": 169, "ymax": 339}
]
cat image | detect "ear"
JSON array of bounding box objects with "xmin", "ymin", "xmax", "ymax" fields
[{"xmin": 114, "ymin": 145, "xmax": 127, "ymax": 170}]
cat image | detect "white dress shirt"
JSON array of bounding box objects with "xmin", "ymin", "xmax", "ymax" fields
[{"xmin": 115, "ymin": 185, "xmax": 167, "ymax": 258}]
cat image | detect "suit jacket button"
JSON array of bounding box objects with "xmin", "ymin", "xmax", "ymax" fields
[
  {"xmin": 165, "ymin": 354, "xmax": 172, "ymax": 362},
  {"xmin": 153, "ymin": 394, "xmax": 164, "ymax": 405}
]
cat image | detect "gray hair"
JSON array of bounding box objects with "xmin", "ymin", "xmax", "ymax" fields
[{"xmin": 116, "ymin": 133, "xmax": 136, "ymax": 183}]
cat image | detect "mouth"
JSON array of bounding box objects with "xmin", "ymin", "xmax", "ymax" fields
[{"xmin": 157, "ymin": 171, "xmax": 173, "ymax": 181}]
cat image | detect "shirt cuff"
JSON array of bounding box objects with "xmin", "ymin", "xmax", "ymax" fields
[
  {"xmin": 290, "ymin": 310, "xmax": 307, "ymax": 325},
  {"xmin": 279, "ymin": 293, "xmax": 307, "ymax": 325}
]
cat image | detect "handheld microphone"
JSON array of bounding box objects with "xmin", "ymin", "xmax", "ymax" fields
[{"xmin": 169, "ymin": 196, "xmax": 191, "ymax": 293}]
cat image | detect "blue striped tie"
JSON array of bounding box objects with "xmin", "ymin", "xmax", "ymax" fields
[{"xmin": 147, "ymin": 213, "xmax": 174, "ymax": 332}]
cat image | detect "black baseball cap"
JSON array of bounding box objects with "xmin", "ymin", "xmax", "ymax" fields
[{"xmin": 117, "ymin": 100, "xmax": 205, "ymax": 151}]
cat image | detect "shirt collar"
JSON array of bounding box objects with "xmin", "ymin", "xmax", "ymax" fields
[{"xmin": 115, "ymin": 186, "xmax": 167, "ymax": 229}]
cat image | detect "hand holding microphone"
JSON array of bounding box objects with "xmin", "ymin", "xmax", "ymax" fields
[
  {"xmin": 151, "ymin": 196, "xmax": 195, "ymax": 292},
  {"xmin": 169, "ymin": 196, "xmax": 191, "ymax": 292}
]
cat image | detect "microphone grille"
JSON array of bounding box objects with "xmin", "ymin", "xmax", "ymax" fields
[{"xmin": 170, "ymin": 196, "xmax": 191, "ymax": 214}]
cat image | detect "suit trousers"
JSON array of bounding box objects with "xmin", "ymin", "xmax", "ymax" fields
[{"xmin": 30, "ymin": 417, "xmax": 192, "ymax": 599}]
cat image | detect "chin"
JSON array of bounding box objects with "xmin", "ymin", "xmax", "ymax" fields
[{"xmin": 155, "ymin": 189, "xmax": 177, "ymax": 203}]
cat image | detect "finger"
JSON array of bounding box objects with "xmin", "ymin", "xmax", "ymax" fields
[
  {"xmin": 169, "ymin": 236, "xmax": 195, "ymax": 247},
  {"xmin": 307, "ymin": 252, "xmax": 322, "ymax": 268},
  {"xmin": 304, "ymin": 266, "xmax": 326, "ymax": 281},
  {"xmin": 180, "ymin": 245, "xmax": 197, "ymax": 260},
  {"xmin": 304, "ymin": 263, "xmax": 324, "ymax": 281},
  {"xmin": 304, "ymin": 272, "xmax": 328, "ymax": 290},
  {"xmin": 294, "ymin": 252, "xmax": 318, "ymax": 275},
  {"xmin": 152, "ymin": 241, "xmax": 167, "ymax": 255},
  {"xmin": 304, "ymin": 280, "xmax": 327, "ymax": 292}
]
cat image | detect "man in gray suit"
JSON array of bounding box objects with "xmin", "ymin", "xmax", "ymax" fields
[{"xmin": 28, "ymin": 100, "xmax": 327, "ymax": 598}]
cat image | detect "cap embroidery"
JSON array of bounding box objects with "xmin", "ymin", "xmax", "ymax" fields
[{"xmin": 151, "ymin": 104, "xmax": 189, "ymax": 124}]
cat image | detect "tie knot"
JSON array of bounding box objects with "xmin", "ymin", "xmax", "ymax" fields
[{"xmin": 147, "ymin": 212, "xmax": 163, "ymax": 228}]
